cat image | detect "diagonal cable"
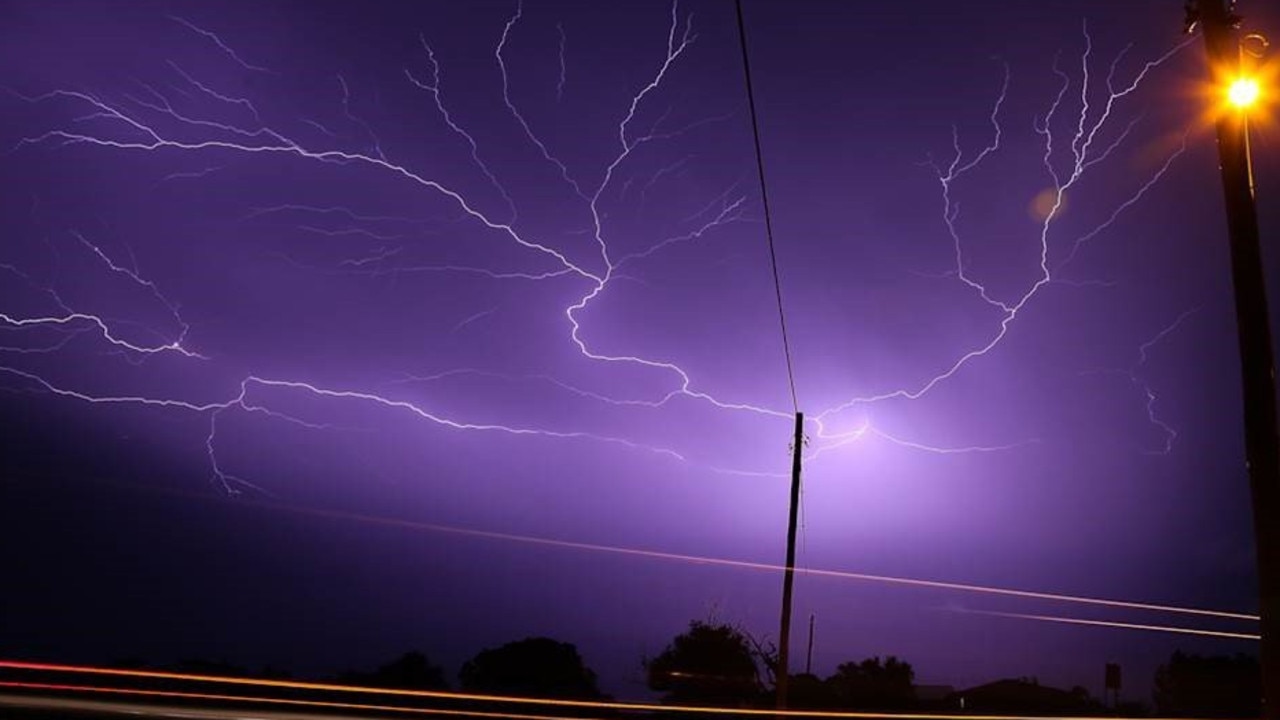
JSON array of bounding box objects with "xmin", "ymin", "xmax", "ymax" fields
[{"xmin": 734, "ymin": 0, "xmax": 799, "ymax": 413}]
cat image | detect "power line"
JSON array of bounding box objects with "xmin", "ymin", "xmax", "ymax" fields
[
  {"xmin": 734, "ymin": 0, "xmax": 799, "ymax": 413},
  {"xmin": 250, "ymin": 497, "xmax": 1258, "ymax": 623},
  {"xmin": 959, "ymin": 610, "xmax": 1261, "ymax": 641},
  {"xmin": 57, "ymin": 478, "xmax": 1261, "ymax": 625}
]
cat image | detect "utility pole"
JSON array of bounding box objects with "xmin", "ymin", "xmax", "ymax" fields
[
  {"xmin": 733, "ymin": 2, "xmax": 804, "ymax": 705},
  {"xmin": 776, "ymin": 412, "xmax": 804, "ymax": 710},
  {"xmin": 806, "ymin": 614, "xmax": 816, "ymax": 676},
  {"xmin": 1196, "ymin": 2, "xmax": 1280, "ymax": 717}
]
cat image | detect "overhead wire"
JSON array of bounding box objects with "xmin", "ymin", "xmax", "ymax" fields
[
  {"xmin": 241, "ymin": 495, "xmax": 1257, "ymax": 624},
  {"xmin": 734, "ymin": 0, "xmax": 799, "ymax": 413}
]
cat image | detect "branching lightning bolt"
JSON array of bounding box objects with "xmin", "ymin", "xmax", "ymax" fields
[
  {"xmin": 3, "ymin": 7, "xmax": 1202, "ymax": 499},
  {"xmin": 405, "ymin": 35, "xmax": 518, "ymax": 222},
  {"xmin": 1088, "ymin": 308, "xmax": 1199, "ymax": 455},
  {"xmin": 811, "ymin": 27, "xmax": 1196, "ymax": 459},
  {"xmin": 166, "ymin": 15, "xmax": 275, "ymax": 75}
]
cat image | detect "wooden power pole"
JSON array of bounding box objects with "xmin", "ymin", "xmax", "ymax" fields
[
  {"xmin": 776, "ymin": 412, "xmax": 804, "ymax": 709},
  {"xmin": 806, "ymin": 614, "xmax": 816, "ymax": 676},
  {"xmin": 1196, "ymin": 2, "xmax": 1280, "ymax": 717}
]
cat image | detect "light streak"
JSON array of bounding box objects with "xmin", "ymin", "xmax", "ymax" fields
[
  {"xmin": 962, "ymin": 609, "xmax": 1259, "ymax": 641},
  {"xmin": 0, "ymin": 667, "xmax": 1242, "ymax": 720},
  {"xmin": 0, "ymin": 682, "xmax": 615, "ymax": 720},
  {"xmin": 166, "ymin": 495, "xmax": 1254, "ymax": 625}
]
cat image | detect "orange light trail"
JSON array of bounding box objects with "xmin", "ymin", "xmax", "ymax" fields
[
  {"xmin": 965, "ymin": 610, "xmax": 1261, "ymax": 641},
  {"xmin": 0, "ymin": 681, "xmax": 610, "ymax": 720},
  {"xmin": 249, "ymin": 497, "xmax": 1258, "ymax": 623},
  {"xmin": 0, "ymin": 662, "xmax": 1246, "ymax": 719}
]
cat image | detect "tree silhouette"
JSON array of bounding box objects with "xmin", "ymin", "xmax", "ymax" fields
[
  {"xmin": 459, "ymin": 637, "xmax": 602, "ymax": 699},
  {"xmin": 337, "ymin": 651, "xmax": 448, "ymax": 690},
  {"xmin": 645, "ymin": 620, "xmax": 765, "ymax": 706},
  {"xmin": 826, "ymin": 656, "xmax": 916, "ymax": 710},
  {"xmin": 1154, "ymin": 651, "xmax": 1260, "ymax": 717},
  {"xmin": 787, "ymin": 672, "xmax": 837, "ymax": 709},
  {"xmin": 374, "ymin": 651, "xmax": 449, "ymax": 689}
]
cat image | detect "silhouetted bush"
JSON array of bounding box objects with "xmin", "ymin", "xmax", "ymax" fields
[
  {"xmin": 460, "ymin": 637, "xmax": 601, "ymax": 700},
  {"xmin": 645, "ymin": 620, "xmax": 764, "ymax": 707},
  {"xmin": 1154, "ymin": 651, "xmax": 1260, "ymax": 717}
]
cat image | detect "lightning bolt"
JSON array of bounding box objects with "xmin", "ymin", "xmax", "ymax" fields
[
  {"xmin": 2, "ymin": 5, "xmax": 1201, "ymax": 506},
  {"xmin": 556, "ymin": 21, "xmax": 568, "ymax": 102},
  {"xmin": 154, "ymin": 164, "xmax": 226, "ymax": 186},
  {"xmin": 1082, "ymin": 308, "xmax": 1199, "ymax": 455},
  {"xmin": 165, "ymin": 60, "xmax": 262, "ymax": 123},
  {"xmin": 166, "ymin": 15, "xmax": 274, "ymax": 75},
  {"xmin": 811, "ymin": 27, "xmax": 1197, "ymax": 459},
  {"xmin": 1, "ymin": 229, "xmax": 201, "ymax": 361},
  {"xmin": 405, "ymin": 35, "xmax": 518, "ymax": 222},
  {"xmin": 496, "ymin": 0, "xmax": 589, "ymax": 200}
]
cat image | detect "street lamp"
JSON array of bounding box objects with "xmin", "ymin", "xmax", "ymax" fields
[
  {"xmin": 1228, "ymin": 76, "xmax": 1262, "ymax": 108},
  {"xmin": 1196, "ymin": 2, "xmax": 1278, "ymax": 719}
]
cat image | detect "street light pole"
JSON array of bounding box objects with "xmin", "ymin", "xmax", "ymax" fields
[{"xmin": 1197, "ymin": 2, "xmax": 1280, "ymax": 717}]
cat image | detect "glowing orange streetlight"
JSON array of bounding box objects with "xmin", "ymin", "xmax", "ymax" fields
[{"xmin": 1228, "ymin": 76, "xmax": 1262, "ymax": 108}]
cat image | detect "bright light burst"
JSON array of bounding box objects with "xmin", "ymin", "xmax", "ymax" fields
[{"xmin": 1228, "ymin": 76, "xmax": 1261, "ymax": 108}]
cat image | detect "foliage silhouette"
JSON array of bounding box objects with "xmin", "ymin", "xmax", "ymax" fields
[
  {"xmin": 826, "ymin": 655, "xmax": 916, "ymax": 710},
  {"xmin": 459, "ymin": 637, "xmax": 602, "ymax": 699},
  {"xmin": 1154, "ymin": 651, "xmax": 1260, "ymax": 718},
  {"xmin": 338, "ymin": 651, "xmax": 448, "ymax": 690},
  {"xmin": 645, "ymin": 620, "xmax": 765, "ymax": 706}
]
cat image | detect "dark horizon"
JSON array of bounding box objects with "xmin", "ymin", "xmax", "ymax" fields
[{"xmin": 2, "ymin": 0, "xmax": 1278, "ymax": 708}]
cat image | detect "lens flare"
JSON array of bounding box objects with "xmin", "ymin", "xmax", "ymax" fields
[{"xmin": 1228, "ymin": 77, "xmax": 1260, "ymax": 108}]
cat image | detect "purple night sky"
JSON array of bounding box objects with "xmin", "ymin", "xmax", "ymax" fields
[{"xmin": 2, "ymin": 0, "xmax": 1279, "ymax": 702}]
